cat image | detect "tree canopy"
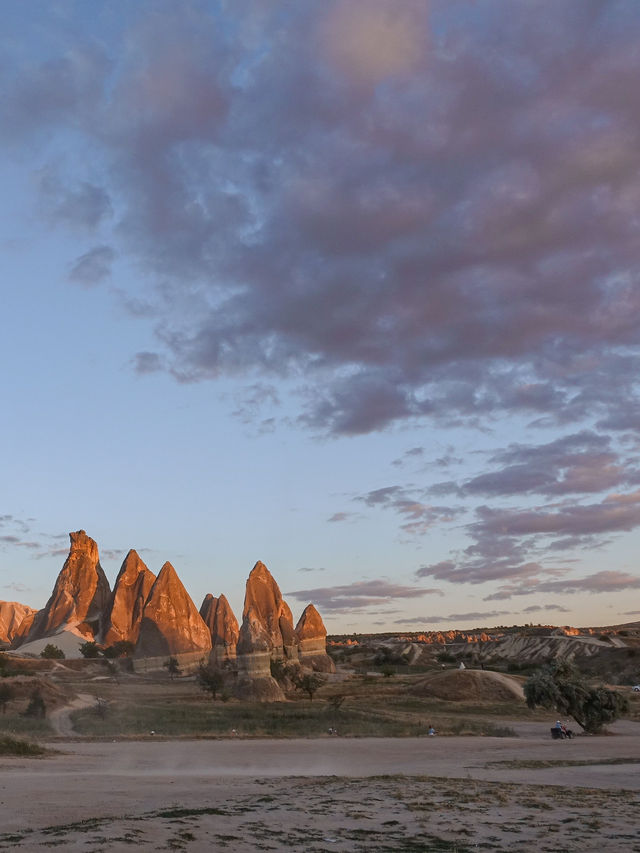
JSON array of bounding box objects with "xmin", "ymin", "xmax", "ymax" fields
[{"xmin": 524, "ymin": 660, "xmax": 628, "ymax": 734}]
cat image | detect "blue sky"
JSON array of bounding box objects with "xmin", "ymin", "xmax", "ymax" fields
[{"xmin": 2, "ymin": 0, "xmax": 640, "ymax": 633}]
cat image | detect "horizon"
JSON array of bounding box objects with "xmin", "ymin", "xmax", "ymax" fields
[{"xmin": 2, "ymin": 1, "xmax": 640, "ymax": 634}]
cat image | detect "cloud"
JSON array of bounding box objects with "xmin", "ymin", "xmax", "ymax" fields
[
  {"xmin": 471, "ymin": 490, "xmax": 640, "ymax": 539},
  {"xmin": 2, "ymin": 582, "xmax": 31, "ymax": 595},
  {"xmin": 356, "ymin": 486, "xmax": 462, "ymax": 535},
  {"xmin": 298, "ymin": 566, "xmax": 326, "ymax": 573},
  {"xmin": 68, "ymin": 245, "xmax": 115, "ymax": 286},
  {"xmin": 532, "ymin": 571, "xmax": 640, "ymax": 595},
  {"xmin": 522, "ymin": 604, "xmax": 570, "ymax": 614},
  {"xmin": 37, "ymin": 166, "xmax": 112, "ymax": 228},
  {"xmin": 2, "ymin": 2, "xmax": 640, "ymax": 437},
  {"xmin": 462, "ymin": 432, "xmax": 632, "ymax": 498},
  {"xmin": 397, "ymin": 610, "xmax": 511, "ymax": 625},
  {"xmin": 286, "ymin": 578, "xmax": 443, "ymax": 611},
  {"xmin": 133, "ymin": 351, "xmax": 164, "ymax": 375},
  {"xmin": 327, "ymin": 512, "xmax": 353, "ymax": 523},
  {"xmin": 445, "ymin": 610, "xmax": 511, "ymax": 622}
]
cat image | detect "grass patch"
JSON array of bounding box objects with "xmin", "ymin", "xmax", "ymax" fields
[
  {"xmin": 69, "ymin": 695, "xmax": 519, "ymax": 738},
  {"xmin": 0, "ymin": 713, "xmax": 54, "ymax": 737},
  {"xmin": 0, "ymin": 734, "xmax": 47, "ymax": 756},
  {"xmin": 486, "ymin": 757, "xmax": 640, "ymax": 770}
]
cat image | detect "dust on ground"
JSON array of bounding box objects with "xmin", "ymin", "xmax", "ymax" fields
[{"xmin": 0, "ymin": 722, "xmax": 639, "ymax": 851}]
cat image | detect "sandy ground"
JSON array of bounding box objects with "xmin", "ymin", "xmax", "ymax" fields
[{"xmin": 1, "ymin": 721, "xmax": 639, "ymax": 852}]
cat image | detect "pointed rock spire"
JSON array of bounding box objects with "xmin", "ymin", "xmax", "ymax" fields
[
  {"xmin": 20, "ymin": 530, "xmax": 111, "ymax": 644},
  {"xmin": 295, "ymin": 603, "xmax": 335, "ymax": 673},
  {"xmin": 136, "ymin": 562, "xmax": 212, "ymax": 658},
  {"xmin": 102, "ymin": 550, "xmax": 156, "ymax": 647},
  {"xmin": 200, "ymin": 593, "xmax": 239, "ymax": 661},
  {"xmin": 238, "ymin": 560, "xmax": 297, "ymax": 658}
]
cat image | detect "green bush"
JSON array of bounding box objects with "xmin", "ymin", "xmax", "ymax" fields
[
  {"xmin": 79, "ymin": 641, "xmax": 101, "ymax": 658},
  {"xmin": 40, "ymin": 644, "xmax": 65, "ymax": 660}
]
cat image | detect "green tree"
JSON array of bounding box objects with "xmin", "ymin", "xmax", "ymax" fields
[
  {"xmin": 196, "ymin": 663, "xmax": 225, "ymax": 699},
  {"xmin": 103, "ymin": 641, "xmax": 135, "ymax": 659},
  {"xmin": 294, "ymin": 672, "xmax": 326, "ymax": 701},
  {"xmin": 163, "ymin": 656, "xmax": 181, "ymax": 680},
  {"xmin": 0, "ymin": 684, "xmax": 14, "ymax": 714},
  {"xmin": 23, "ymin": 689, "xmax": 46, "ymax": 718},
  {"xmin": 40, "ymin": 644, "xmax": 65, "ymax": 659},
  {"xmin": 79, "ymin": 641, "xmax": 101, "ymax": 658},
  {"xmin": 524, "ymin": 660, "xmax": 629, "ymax": 734}
]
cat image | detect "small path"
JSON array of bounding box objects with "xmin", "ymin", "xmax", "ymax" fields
[{"xmin": 48, "ymin": 693, "xmax": 95, "ymax": 736}]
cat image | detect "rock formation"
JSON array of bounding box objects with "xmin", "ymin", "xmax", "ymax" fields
[
  {"xmin": 102, "ymin": 550, "xmax": 156, "ymax": 647},
  {"xmin": 235, "ymin": 561, "xmax": 292, "ymax": 700},
  {"xmin": 295, "ymin": 604, "xmax": 335, "ymax": 672},
  {"xmin": 135, "ymin": 562, "xmax": 211, "ymax": 661},
  {"xmin": 17, "ymin": 530, "xmax": 111, "ymax": 645},
  {"xmin": 239, "ymin": 561, "xmax": 298, "ymax": 659},
  {"xmin": 199, "ymin": 593, "xmax": 239, "ymax": 662},
  {"xmin": 0, "ymin": 602, "xmax": 37, "ymax": 645}
]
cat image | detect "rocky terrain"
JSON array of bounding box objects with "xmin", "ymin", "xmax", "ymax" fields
[{"xmin": 2, "ymin": 529, "xmax": 333, "ymax": 700}]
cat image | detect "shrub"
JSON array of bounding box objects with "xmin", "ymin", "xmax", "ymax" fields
[
  {"xmin": 0, "ymin": 735, "xmax": 46, "ymax": 756},
  {"xmin": 163, "ymin": 657, "xmax": 181, "ymax": 679},
  {"xmin": 79, "ymin": 641, "xmax": 101, "ymax": 658},
  {"xmin": 23, "ymin": 689, "xmax": 46, "ymax": 718},
  {"xmin": 103, "ymin": 641, "xmax": 135, "ymax": 659},
  {"xmin": 0, "ymin": 684, "xmax": 14, "ymax": 714},
  {"xmin": 40, "ymin": 644, "xmax": 65, "ymax": 659},
  {"xmin": 196, "ymin": 663, "xmax": 225, "ymax": 699}
]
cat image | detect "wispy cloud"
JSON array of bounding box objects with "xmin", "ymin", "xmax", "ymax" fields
[{"xmin": 286, "ymin": 579, "xmax": 443, "ymax": 612}]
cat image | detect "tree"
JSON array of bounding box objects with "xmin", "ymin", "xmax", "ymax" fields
[
  {"xmin": 23, "ymin": 689, "xmax": 46, "ymax": 718},
  {"xmin": 163, "ymin": 656, "xmax": 181, "ymax": 680},
  {"xmin": 196, "ymin": 663, "xmax": 225, "ymax": 699},
  {"xmin": 79, "ymin": 641, "xmax": 101, "ymax": 658},
  {"xmin": 40, "ymin": 644, "xmax": 65, "ymax": 659},
  {"xmin": 0, "ymin": 684, "xmax": 14, "ymax": 714},
  {"xmin": 103, "ymin": 641, "xmax": 135, "ymax": 659},
  {"xmin": 524, "ymin": 660, "xmax": 629, "ymax": 734},
  {"xmin": 294, "ymin": 672, "xmax": 326, "ymax": 702}
]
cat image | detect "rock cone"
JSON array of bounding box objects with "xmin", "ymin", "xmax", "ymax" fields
[
  {"xmin": 295, "ymin": 604, "xmax": 335, "ymax": 672},
  {"xmin": 102, "ymin": 550, "xmax": 156, "ymax": 647},
  {"xmin": 19, "ymin": 530, "xmax": 111, "ymax": 644},
  {"xmin": 235, "ymin": 561, "xmax": 292, "ymax": 700},
  {"xmin": 238, "ymin": 561, "xmax": 298, "ymax": 658},
  {"xmin": 199, "ymin": 593, "xmax": 239, "ymax": 662},
  {"xmin": 136, "ymin": 562, "xmax": 211, "ymax": 660},
  {"xmin": 0, "ymin": 602, "xmax": 37, "ymax": 645}
]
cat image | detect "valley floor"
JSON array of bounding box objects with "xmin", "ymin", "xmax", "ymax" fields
[{"xmin": 0, "ymin": 722, "xmax": 639, "ymax": 851}]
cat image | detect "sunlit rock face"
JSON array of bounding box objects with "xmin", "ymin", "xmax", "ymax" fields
[
  {"xmin": 239, "ymin": 561, "xmax": 298, "ymax": 659},
  {"xmin": 9, "ymin": 609, "xmax": 37, "ymax": 647},
  {"xmin": 102, "ymin": 550, "xmax": 156, "ymax": 647},
  {"xmin": 199, "ymin": 593, "xmax": 239, "ymax": 662},
  {"xmin": 17, "ymin": 530, "xmax": 111, "ymax": 644},
  {"xmin": 0, "ymin": 602, "xmax": 37, "ymax": 645},
  {"xmin": 135, "ymin": 562, "xmax": 212, "ymax": 658},
  {"xmin": 235, "ymin": 562, "xmax": 291, "ymax": 701},
  {"xmin": 295, "ymin": 604, "xmax": 335, "ymax": 673}
]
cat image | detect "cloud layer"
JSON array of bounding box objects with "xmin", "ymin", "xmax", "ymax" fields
[{"xmin": 3, "ymin": 1, "xmax": 640, "ymax": 437}]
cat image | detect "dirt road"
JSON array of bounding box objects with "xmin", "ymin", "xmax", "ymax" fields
[{"xmin": 0, "ymin": 722, "xmax": 638, "ymax": 851}]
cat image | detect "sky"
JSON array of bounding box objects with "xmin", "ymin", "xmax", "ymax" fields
[{"xmin": 2, "ymin": 0, "xmax": 640, "ymax": 634}]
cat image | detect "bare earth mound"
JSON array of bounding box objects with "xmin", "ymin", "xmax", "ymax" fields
[{"xmin": 412, "ymin": 669, "xmax": 525, "ymax": 703}]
